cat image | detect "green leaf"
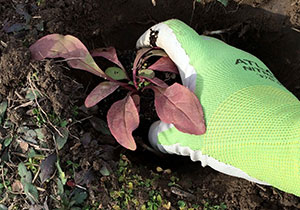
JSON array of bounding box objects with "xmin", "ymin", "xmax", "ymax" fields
[
  {"xmin": 24, "ymin": 182, "xmax": 39, "ymax": 204},
  {"xmin": 3, "ymin": 120, "xmax": 13, "ymax": 129},
  {"xmin": 24, "ymin": 129, "xmax": 37, "ymax": 143},
  {"xmin": 3, "ymin": 137, "xmax": 12, "ymax": 147},
  {"xmin": 28, "ymin": 148, "xmax": 37, "ymax": 159},
  {"xmin": 128, "ymin": 81, "xmax": 134, "ymax": 86},
  {"xmin": 138, "ymin": 69, "xmax": 155, "ymax": 79},
  {"xmin": 72, "ymin": 190, "xmax": 87, "ymax": 205},
  {"xmin": 0, "ymin": 100, "xmax": 7, "ymax": 124},
  {"xmin": 100, "ymin": 165, "xmax": 110, "ymax": 176},
  {"xmin": 56, "ymin": 160, "xmax": 67, "ymax": 185},
  {"xmin": 0, "ymin": 204, "xmax": 8, "ymax": 210},
  {"xmin": 217, "ymin": 0, "xmax": 228, "ymax": 7},
  {"xmin": 18, "ymin": 162, "xmax": 29, "ymax": 179},
  {"xmin": 35, "ymin": 128, "xmax": 45, "ymax": 140},
  {"xmin": 60, "ymin": 120, "xmax": 68, "ymax": 127},
  {"xmin": 105, "ymin": 67, "xmax": 127, "ymax": 80},
  {"xmin": 178, "ymin": 200, "xmax": 186, "ymax": 208},
  {"xmin": 89, "ymin": 117, "xmax": 111, "ymax": 135},
  {"xmin": 71, "ymin": 207, "xmax": 81, "ymax": 210},
  {"xmin": 20, "ymin": 170, "xmax": 32, "ymax": 184},
  {"xmin": 18, "ymin": 162, "xmax": 38, "ymax": 204},
  {"xmin": 56, "ymin": 178, "xmax": 64, "ymax": 195},
  {"xmin": 25, "ymin": 89, "xmax": 41, "ymax": 101},
  {"xmin": 55, "ymin": 127, "xmax": 69, "ymax": 150}
]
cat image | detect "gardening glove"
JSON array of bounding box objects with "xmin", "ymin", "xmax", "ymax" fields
[{"xmin": 136, "ymin": 19, "xmax": 300, "ymax": 197}]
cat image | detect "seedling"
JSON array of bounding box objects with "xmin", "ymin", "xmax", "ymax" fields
[{"xmin": 29, "ymin": 34, "xmax": 206, "ymax": 150}]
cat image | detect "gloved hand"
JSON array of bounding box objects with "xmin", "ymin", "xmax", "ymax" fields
[{"xmin": 136, "ymin": 19, "xmax": 300, "ymax": 197}]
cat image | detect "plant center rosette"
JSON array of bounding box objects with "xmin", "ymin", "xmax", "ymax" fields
[{"xmin": 29, "ymin": 34, "xmax": 206, "ymax": 150}]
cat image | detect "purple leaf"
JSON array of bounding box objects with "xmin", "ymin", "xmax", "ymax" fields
[
  {"xmin": 74, "ymin": 169, "xmax": 95, "ymax": 186},
  {"xmin": 91, "ymin": 47, "xmax": 129, "ymax": 79},
  {"xmin": 29, "ymin": 34, "xmax": 106, "ymax": 78},
  {"xmin": 91, "ymin": 47, "xmax": 124, "ymax": 69},
  {"xmin": 142, "ymin": 48, "xmax": 168, "ymax": 61},
  {"xmin": 148, "ymin": 57, "xmax": 179, "ymax": 74},
  {"xmin": 133, "ymin": 48, "xmax": 152, "ymax": 70},
  {"xmin": 81, "ymin": 132, "xmax": 92, "ymax": 147},
  {"xmin": 39, "ymin": 154, "xmax": 57, "ymax": 183},
  {"xmin": 16, "ymin": 4, "xmax": 31, "ymax": 24},
  {"xmin": 4, "ymin": 23, "xmax": 29, "ymax": 33},
  {"xmin": 107, "ymin": 95, "xmax": 139, "ymax": 150},
  {"xmin": 131, "ymin": 94, "xmax": 140, "ymax": 112},
  {"xmin": 152, "ymin": 83, "xmax": 206, "ymax": 135},
  {"xmin": 85, "ymin": 81, "xmax": 119, "ymax": 108},
  {"xmin": 133, "ymin": 48, "xmax": 152, "ymax": 88}
]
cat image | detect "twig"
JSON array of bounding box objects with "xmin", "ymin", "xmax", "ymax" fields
[
  {"xmin": 69, "ymin": 132, "xmax": 80, "ymax": 141},
  {"xmin": 14, "ymin": 90, "xmax": 25, "ymax": 100},
  {"xmin": 27, "ymin": 72, "xmax": 62, "ymax": 155},
  {"xmin": 3, "ymin": 162, "xmax": 18, "ymax": 169},
  {"xmin": 17, "ymin": 139, "xmax": 54, "ymax": 152},
  {"xmin": 1, "ymin": 165, "xmax": 8, "ymax": 190},
  {"xmin": 292, "ymin": 27, "xmax": 300, "ymax": 33},
  {"xmin": 32, "ymin": 166, "xmax": 40, "ymax": 184},
  {"xmin": 13, "ymin": 101, "xmax": 34, "ymax": 110},
  {"xmin": 131, "ymin": 13, "xmax": 158, "ymax": 25},
  {"xmin": 223, "ymin": 3, "xmax": 240, "ymax": 14},
  {"xmin": 29, "ymin": 63, "xmax": 50, "ymax": 99},
  {"xmin": 203, "ymin": 28, "xmax": 232, "ymax": 35},
  {"xmin": 27, "ymin": 74, "xmax": 63, "ymax": 137},
  {"xmin": 136, "ymin": 138, "xmax": 164, "ymax": 158},
  {"xmin": 29, "ymin": 144, "xmax": 54, "ymax": 152},
  {"xmin": 0, "ymin": 40, "xmax": 7, "ymax": 48},
  {"xmin": 190, "ymin": 0, "xmax": 197, "ymax": 25},
  {"xmin": 36, "ymin": 186, "xmax": 46, "ymax": 192},
  {"xmin": 0, "ymin": 192, "xmax": 8, "ymax": 204},
  {"xmin": 170, "ymin": 186, "xmax": 196, "ymax": 199},
  {"xmin": 255, "ymin": 184, "xmax": 267, "ymax": 191},
  {"xmin": 75, "ymin": 184, "xmax": 87, "ymax": 191},
  {"xmin": 32, "ymin": 15, "xmax": 42, "ymax": 19},
  {"xmin": 68, "ymin": 115, "xmax": 93, "ymax": 128},
  {"xmin": 11, "ymin": 152, "xmax": 27, "ymax": 158}
]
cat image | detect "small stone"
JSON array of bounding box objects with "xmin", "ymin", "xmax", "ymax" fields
[
  {"xmin": 93, "ymin": 161, "xmax": 100, "ymax": 171},
  {"xmin": 164, "ymin": 169, "xmax": 172, "ymax": 174},
  {"xmin": 156, "ymin": 166, "xmax": 163, "ymax": 173}
]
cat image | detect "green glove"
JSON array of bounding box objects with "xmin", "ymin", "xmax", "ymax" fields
[{"xmin": 136, "ymin": 19, "xmax": 300, "ymax": 197}]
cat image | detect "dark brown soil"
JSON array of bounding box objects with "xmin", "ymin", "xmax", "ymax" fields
[{"xmin": 1, "ymin": 0, "xmax": 300, "ymax": 209}]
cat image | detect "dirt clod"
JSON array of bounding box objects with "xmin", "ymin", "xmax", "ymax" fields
[{"xmin": 0, "ymin": 43, "xmax": 31, "ymax": 95}]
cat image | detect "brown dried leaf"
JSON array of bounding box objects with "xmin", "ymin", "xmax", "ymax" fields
[{"xmin": 12, "ymin": 180, "xmax": 23, "ymax": 193}]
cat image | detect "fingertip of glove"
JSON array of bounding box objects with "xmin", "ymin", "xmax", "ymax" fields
[
  {"xmin": 148, "ymin": 121, "xmax": 172, "ymax": 153},
  {"xmin": 148, "ymin": 121, "xmax": 161, "ymax": 150}
]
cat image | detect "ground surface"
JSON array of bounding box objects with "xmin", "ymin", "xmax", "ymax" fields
[{"xmin": 0, "ymin": 0, "xmax": 300, "ymax": 209}]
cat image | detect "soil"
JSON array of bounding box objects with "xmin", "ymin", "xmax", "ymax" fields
[{"xmin": 0, "ymin": 0, "xmax": 300, "ymax": 209}]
